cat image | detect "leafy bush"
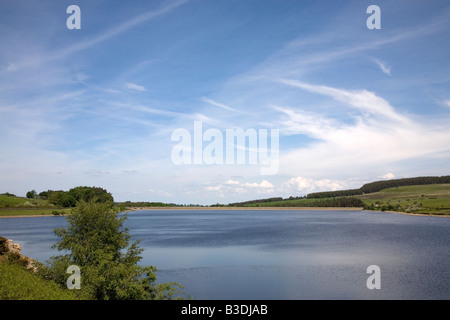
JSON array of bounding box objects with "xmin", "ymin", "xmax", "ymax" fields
[
  {"xmin": 47, "ymin": 200, "xmax": 189, "ymax": 300},
  {"xmin": 0, "ymin": 192, "xmax": 16, "ymax": 197}
]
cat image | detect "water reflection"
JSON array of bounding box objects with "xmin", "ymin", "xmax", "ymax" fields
[
  {"xmin": 125, "ymin": 209, "xmax": 449, "ymax": 299},
  {"xmin": 0, "ymin": 210, "xmax": 448, "ymax": 299}
]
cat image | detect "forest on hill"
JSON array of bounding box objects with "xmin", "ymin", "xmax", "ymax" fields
[
  {"xmin": 306, "ymin": 175, "xmax": 450, "ymax": 199},
  {"xmin": 229, "ymin": 175, "xmax": 450, "ymax": 207}
]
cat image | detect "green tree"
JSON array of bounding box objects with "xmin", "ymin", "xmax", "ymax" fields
[
  {"xmin": 47, "ymin": 200, "xmax": 187, "ymax": 300},
  {"xmin": 68, "ymin": 186, "xmax": 114, "ymax": 204},
  {"xmin": 38, "ymin": 191, "xmax": 49, "ymax": 200},
  {"xmin": 48, "ymin": 191, "xmax": 76, "ymax": 208},
  {"xmin": 26, "ymin": 190, "xmax": 37, "ymax": 199}
]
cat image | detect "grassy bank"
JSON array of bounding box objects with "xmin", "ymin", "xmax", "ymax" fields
[
  {"xmin": 0, "ymin": 236, "xmax": 85, "ymax": 300},
  {"xmin": 0, "ymin": 262, "xmax": 84, "ymax": 300},
  {"xmin": 356, "ymin": 184, "xmax": 450, "ymax": 215},
  {"xmin": 226, "ymin": 183, "xmax": 450, "ymax": 216},
  {"xmin": 0, "ymin": 194, "xmax": 70, "ymax": 217},
  {"xmin": 0, "ymin": 208, "xmax": 70, "ymax": 217}
]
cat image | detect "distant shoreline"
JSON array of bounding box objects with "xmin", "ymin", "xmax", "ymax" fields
[
  {"xmin": 125, "ymin": 206, "xmax": 449, "ymax": 217},
  {"xmin": 125, "ymin": 206, "xmax": 364, "ymax": 211},
  {"xmin": 1, "ymin": 207, "xmax": 448, "ymax": 218},
  {"xmin": 0, "ymin": 214, "xmax": 62, "ymax": 219},
  {"xmin": 126, "ymin": 206, "xmax": 449, "ymax": 217},
  {"xmin": 384, "ymin": 210, "xmax": 449, "ymax": 217},
  {"xmin": 0, "ymin": 207, "xmax": 363, "ymax": 218}
]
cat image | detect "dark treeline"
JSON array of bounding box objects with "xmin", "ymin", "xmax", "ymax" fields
[
  {"xmin": 229, "ymin": 197, "xmax": 284, "ymax": 207},
  {"xmin": 306, "ymin": 189, "xmax": 363, "ymax": 199},
  {"xmin": 359, "ymin": 175, "xmax": 450, "ymax": 193},
  {"xmin": 118, "ymin": 201, "xmax": 179, "ymax": 207},
  {"xmin": 300, "ymin": 197, "xmax": 365, "ymax": 207},
  {"xmin": 0, "ymin": 192, "xmax": 16, "ymax": 197},
  {"xmin": 260, "ymin": 197, "xmax": 365, "ymax": 208},
  {"xmin": 26, "ymin": 186, "xmax": 113, "ymax": 208},
  {"xmin": 229, "ymin": 196, "xmax": 364, "ymax": 208},
  {"xmin": 307, "ymin": 175, "xmax": 450, "ymax": 199}
]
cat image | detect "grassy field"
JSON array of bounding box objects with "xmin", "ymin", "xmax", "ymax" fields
[
  {"xmin": 0, "ymin": 208, "xmax": 70, "ymax": 217},
  {"xmin": 0, "ymin": 195, "xmax": 49, "ymax": 208},
  {"xmin": 229, "ymin": 184, "xmax": 450, "ymax": 216},
  {"xmin": 356, "ymin": 184, "xmax": 450, "ymax": 215},
  {"xmin": 0, "ymin": 195, "xmax": 70, "ymax": 217}
]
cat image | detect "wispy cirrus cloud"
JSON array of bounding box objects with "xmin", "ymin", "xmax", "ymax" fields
[
  {"xmin": 201, "ymin": 97, "xmax": 237, "ymax": 112},
  {"xmin": 440, "ymin": 99, "xmax": 450, "ymax": 108},
  {"xmin": 125, "ymin": 82, "xmax": 147, "ymax": 92},
  {"xmin": 1, "ymin": 1, "xmax": 449, "ymax": 204},
  {"xmin": 5, "ymin": 0, "xmax": 190, "ymax": 71},
  {"xmin": 274, "ymin": 80, "xmax": 450, "ymax": 178},
  {"xmin": 373, "ymin": 58, "xmax": 391, "ymax": 76},
  {"xmin": 277, "ymin": 79, "xmax": 410, "ymax": 124}
]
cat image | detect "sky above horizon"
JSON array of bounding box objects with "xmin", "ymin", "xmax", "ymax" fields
[{"xmin": 1, "ymin": 0, "xmax": 449, "ymax": 204}]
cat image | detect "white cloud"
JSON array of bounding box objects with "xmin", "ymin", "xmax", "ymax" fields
[
  {"xmin": 282, "ymin": 177, "xmax": 346, "ymax": 194},
  {"xmin": 201, "ymin": 97, "xmax": 237, "ymax": 112},
  {"xmin": 440, "ymin": 99, "xmax": 450, "ymax": 108},
  {"xmin": 205, "ymin": 185, "xmax": 223, "ymax": 192},
  {"xmin": 274, "ymin": 80, "xmax": 450, "ymax": 178},
  {"xmin": 3, "ymin": 1, "xmax": 191, "ymax": 73},
  {"xmin": 373, "ymin": 58, "xmax": 391, "ymax": 76},
  {"xmin": 149, "ymin": 188, "xmax": 174, "ymax": 198},
  {"xmin": 204, "ymin": 177, "xmax": 351, "ymax": 201},
  {"xmin": 205, "ymin": 179, "xmax": 275, "ymax": 197},
  {"xmin": 125, "ymin": 82, "xmax": 147, "ymax": 91},
  {"xmin": 5, "ymin": 63, "xmax": 17, "ymax": 72},
  {"xmin": 225, "ymin": 179, "xmax": 240, "ymax": 185},
  {"xmin": 84, "ymin": 170, "xmax": 110, "ymax": 177},
  {"xmin": 1, "ymin": 2, "xmax": 448, "ymax": 206},
  {"xmin": 243, "ymin": 180, "xmax": 274, "ymax": 189},
  {"xmin": 273, "ymin": 106, "xmax": 336, "ymax": 139},
  {"xmin": 277, "ymin": 79, "xmax": 409, "ymax": 124},
  {"xmin": 380, "ymin": 173, "xmax": 395, "ymax": 180}
]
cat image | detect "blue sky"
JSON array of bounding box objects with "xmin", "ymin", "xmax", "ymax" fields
[{"xmin": 1, "ymin": 0, "xmax": 449, "ymax": 204}]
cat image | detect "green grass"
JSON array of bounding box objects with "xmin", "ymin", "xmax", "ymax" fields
[
  {"xmin": 0, "ymin": 195, "xmax": 70, "ymax": 217},
  {"xmin": 0, "ymin": 235, "xmax": 86, "ymax": 300},
  {"xmin": 0, "ymin": 261, "xmax": 84, "ymax": 300},
  {"xmin": 357, "ymin": 184, "xmax": 450, "ymax": 215},
  {"xmin": 0, "ymin": 195, "xmax": 49, "ymax": 208},
  {"xmin": 0, "ymin": 208, "xmax": 70, "ymax": 217}
]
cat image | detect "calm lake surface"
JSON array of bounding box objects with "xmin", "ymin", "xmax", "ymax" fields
[{"xmin": 0, "ymin": 209, "xmax": 449, "ymax": 299}]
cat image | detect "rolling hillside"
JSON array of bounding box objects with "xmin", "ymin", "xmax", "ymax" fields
[{"xmin": 228, "ymin": 176, "xmax": 450, "ymax": 216}]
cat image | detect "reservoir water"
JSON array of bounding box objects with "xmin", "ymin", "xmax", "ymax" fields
[{"xmin": 0, "ymin": 209, "xmax": 448, "ymax": 299}]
